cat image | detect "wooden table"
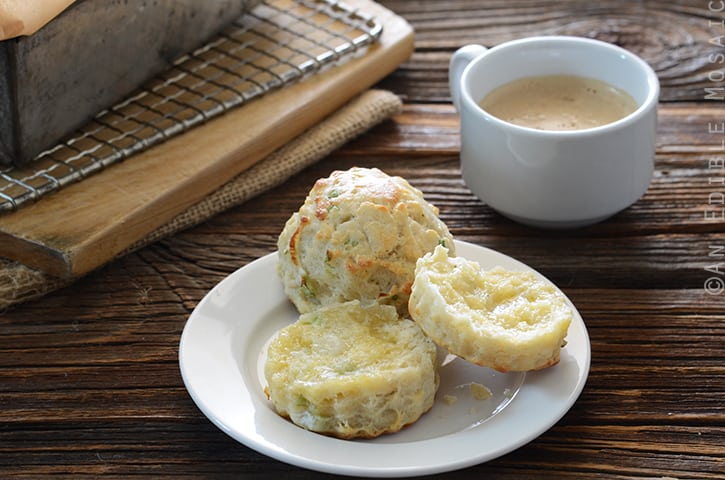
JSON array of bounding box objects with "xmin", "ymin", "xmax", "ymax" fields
[{"xmin": 2, "ymin": 1, "xmax": 723, "ymax": 478}]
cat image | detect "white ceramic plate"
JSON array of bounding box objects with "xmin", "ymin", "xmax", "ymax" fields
[{"xmin": 179, "ymin": 240, "xmax": 590, "ymax": 477}]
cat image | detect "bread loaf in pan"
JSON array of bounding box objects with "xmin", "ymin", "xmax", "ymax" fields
[{"xmin": 0, "ymin": 0, "xmax": 259, "ymax": 166}]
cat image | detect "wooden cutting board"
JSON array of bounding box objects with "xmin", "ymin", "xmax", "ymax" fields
[{"xmin": 0, "ymin": 0, "xmax": 414, "ymax": 278}]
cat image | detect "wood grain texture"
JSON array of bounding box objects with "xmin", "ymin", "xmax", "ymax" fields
[
  {"xmin": 1, "ymin": 0, "xmax": 724, "ymax": 478},
  {"xmin": 377, "ymin": 0, "xmax": 725, "ymax": 103}
]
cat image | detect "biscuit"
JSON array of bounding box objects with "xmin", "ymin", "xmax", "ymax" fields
[
  {"xmin": 277, "ymin": 167, "xmax": 454, "ymax": 316},
  {"xmin": 409, "ymin": 245, "xmax": 572, "ymax": 372},
  {"xmin": 264, "ymin": 300, "xmax": 439, "ymax": 439}
]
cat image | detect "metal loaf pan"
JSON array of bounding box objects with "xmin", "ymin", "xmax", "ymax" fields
[{"xmin": 0, "ymin": 0, "xmax": 259, "ymax": 167}]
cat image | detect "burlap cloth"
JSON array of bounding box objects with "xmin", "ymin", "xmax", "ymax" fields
[{"xmin": 0, "ymin": 89, "xmax": 403, "ymax": 310}]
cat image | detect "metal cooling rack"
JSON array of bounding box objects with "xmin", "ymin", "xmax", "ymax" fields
[{"xmin": 0, "ymin": 0, "xmax": 382, "ymax": 212}]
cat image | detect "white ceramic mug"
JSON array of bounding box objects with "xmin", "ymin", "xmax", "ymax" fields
[{"xmin": 449, "ymin": 36, "xmax": 659, "ymax": 228}]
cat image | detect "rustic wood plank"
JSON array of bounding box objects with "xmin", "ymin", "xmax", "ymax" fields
[
  {"xmin": 343, "ymin": 102, "xmax": 725, "ymax": 154},
  {"xmin": 1, "ymin": 422, "xmax": 721, "ymax": 478},
  {"xmin": 377, "ymin": 0, "xmax": 725, "ymax": 102}
]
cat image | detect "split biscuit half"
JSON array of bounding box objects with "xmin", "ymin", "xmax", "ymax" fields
[
  {"xmin": 264, "ymin": 300, "xmax": 439, "ymax": 439},
  {"xmin": 409, "ymin": 245, "xmax": 572, "ymax": 372}
]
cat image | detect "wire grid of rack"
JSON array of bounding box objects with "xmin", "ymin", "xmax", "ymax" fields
[{"xmin": 0, "ymin": 0, "xmax": 382, "ymax": 212}]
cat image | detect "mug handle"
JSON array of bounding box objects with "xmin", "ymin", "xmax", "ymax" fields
[{"xmin": 449, "ymin": 44, "xmax": 487, "ymax": 112}]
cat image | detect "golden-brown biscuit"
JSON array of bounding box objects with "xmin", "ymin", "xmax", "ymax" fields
[{"xmin": 277, "ymin": 167, "xmax": 454, "ymax": 316}]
